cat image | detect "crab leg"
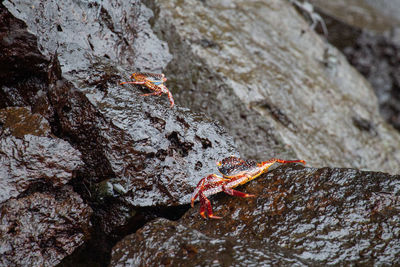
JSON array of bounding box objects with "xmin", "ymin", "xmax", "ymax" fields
[
  {"xmin": 191, "ymin": 174, "xmax": 229, "ymax": 207},
  {"xmin": 167, "ymin": 91, "xmax": 175, "ymax": 108},
  {"xmin": 191, "ymin": 178, "xmax": 205, "ymax": 208},
  {"xmin": 120, "ymin": 81, "xmax": 146, "ymax": 85},
  {"xmin": 261, "ymin": 158, "xmax": 306, "ymax": 165},
  {"xmin": 199, "ymin": 191, "xmax": 222, "ymax": 219},
  {"xmin": 222, "ymin": 185, "xmax": 256, "ymax": 198},
  {"xmin": 141, "ymin": 92, "xmax": 162, "ymax": 97}
]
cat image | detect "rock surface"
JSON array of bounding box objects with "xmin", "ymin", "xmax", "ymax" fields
[
  {"xmin": 2, "ymin": 0, "xmax": 237, "ymax": 208},
  {"xmin": 0, "ymin": 187, "xmax": 92, "ymax": 267},
  {"xmin": 0, "ymin": 133, "xmax": 83, "ymax": 203},
  {"xmin": 110, "ymin": 165, "xmax": 400, "ymax": 266},
  {"xmin": 0, "ymin": 107, "xmax": 83, "ymax": 203},
  {"xmin": 313, "ymin": 3, "xmax": 400, "ymax": 133},
  {"xmin": 110, "ymin": 217, "xmax": 308, "ymax": 267},
  {"xmin": 2, "ymin": 0, "xmax": 171, "ymax": 81},
  {"xmin": 310, "ymin": 0, "xmax": 400, "ymax": 33},
  {"xmin": 1, "ymin": 1, "xmax": 238, "ymax": 265},
  {"xmin": 2, "ymin": 0, "xmax": 400, "ymax": 266},
  {"xmin": 343, "ymin": 32, "xmax": 400, "ymax": 132},
  {"xmin": 0, "ymin": 106, "xmax": 91, "ymax": 266},
  {"xmin": 146, "ymin": 0, "xmax": 400, "ymax": 173}
]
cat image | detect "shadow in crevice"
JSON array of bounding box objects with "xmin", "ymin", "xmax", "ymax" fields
[{"xmin": 57, "ymin": 203, "xmax": 191, "ymax": 267}]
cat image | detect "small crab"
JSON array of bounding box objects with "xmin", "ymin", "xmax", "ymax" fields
[
  {"xmin": 120, "ymin": 72, "xmax": 175, "ymax": 108},
  {"xmin": 191, "ymin": 156, "xmax": 306, "ymax": 219}
]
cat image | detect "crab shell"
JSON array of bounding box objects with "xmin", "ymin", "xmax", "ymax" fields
[{"xmin": 217, "ymin": 156, "xmax": 258, "ymax": 177}]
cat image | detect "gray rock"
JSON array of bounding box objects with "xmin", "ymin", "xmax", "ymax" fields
[
  {"xmin": 145, "ymin": 0, "xmax": 400, "ymax": 173},
  {"xmin": 2, "ymin": 0, "xmax": 171, "ymax": 80},
  {"xmin": 315, "ymin": 5, "xmax": 400, "ymax": 133},
  {"xmin": 310, "ymin": 0, "xmax": 400, "ymax": 33}
]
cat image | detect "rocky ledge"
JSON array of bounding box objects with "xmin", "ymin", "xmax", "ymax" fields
[{"xmin": 111, "ymin": 165, "xmax": 400, "ymax": 266}]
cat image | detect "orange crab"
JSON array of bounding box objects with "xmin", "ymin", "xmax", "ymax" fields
[
  {"xmin": 120, "ymin": 73, "xmax": 175, "ymax": 107},
  {"xmin": 191, "ymin": 156, "xmax": 306, "ymax": 219}
]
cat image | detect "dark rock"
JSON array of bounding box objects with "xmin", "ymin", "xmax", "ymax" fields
[
  {"xmin": 43, "ymin": 55, "xmax": 237, "ymax": 210},
  {"xmin": 0, "ymin": 3, "xmax": 50, "ymax": 109},
  {"xmin": 0, "ymin": 106, "xmax": 90, "ymax": 266},
  {"xmin": 0, "ymin": 134, "xmax": 83, "ymax": 203},
  {"xmin": 0, "ymin": 186, "xmax": 92, "ymax": 267},
  {"xmin": 110, "ymin": 217, "xmax": 308, "ymax": 267},
  {"xmin": 0, "ymin": 106, "xmax": 51, "ymax": 138},
  {"xmin": 0, "ymin": 106, "xmax": 83, "ymax": 204},
  {"xmin": 110, "ymin": 165, "xmax": 400, "ymax": 266}
]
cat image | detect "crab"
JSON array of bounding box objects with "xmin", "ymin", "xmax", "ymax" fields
[
  {"xmin": 191, "ymin": 156, "xmax": 306, "ymax": 219},
  {"xmin": 120, "ymin": 72, "xmax": 175, "ymax": 108}
]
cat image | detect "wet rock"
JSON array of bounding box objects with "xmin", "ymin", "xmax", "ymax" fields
[
  {"xmin": 2, "ymin": 0, "xmax": 171, "ymax": 81},
  {"xmin": 110, "ymin": 218, "xmax": 308, "ymax": 267},
  {"xmin": 43, "ymin": 54, "xmax": 237, "ymax": 209},
  {"xmin": 145, "ymin": 0, "xmax": 400, "ymax": 173},
  {"xmin": 0, "ymin": 186, "xmax": 92, "ymax": 267},
  {"xmin": 110, "ymin": 165, "xmax": 400, "ymax": 266},
  {"xmin": 0, "ymin": 8, "xmax": 93, "ymax": 265},
  {"xmin": 0, "ymin": 106, "xmax": 83, "ymax": 204},
  {"xmin": 0, "ymin": 0, "xmax": 239, "ymax": 265},
  {"xmin": 0, "ymin": 134, "xmax": 83, "ymax": 203},
  {"xmin": 1, "ymin": 0, "xmax": 238, "ymax": 241},
  {"xmin": 0, "ymin": 106, "xmax": 51, "ymax": 137},
  {"xmin": 4, "ymin": 0, "xmax": 400, "ymax": 266},
  {"xmin": 2, "ymin": 0, "xmax": 237, "ymax": 208},
  {"xmin": 0, "ymin": 106, "xmax": 90, "ymax": 266},
  {"xmin": 0, "ymin": 3, "xmax": 50, "ymax": 109}
]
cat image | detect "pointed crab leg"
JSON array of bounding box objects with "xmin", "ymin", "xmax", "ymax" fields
[
  {"xmin": 141, "ymin": 92, "xmax": 162, "ymax": 97},
  {"xmin": 222, "ymin": 185, "xmax": 256, "ymax": 198},
  {"xmin": 120, "ymin": 81, "xmax": 146, "ymax": 85},
  {"xmin": 191, "ymin": 174, "xmax": 229, "ymax": 219},
  {"xmin": 167, "ymin": 90, "xmax": 175, "ymax": 108},
  {"xmin": 191, "ymin": 178, "xmax": 205, "ymax": 208},
  {"xmin": 191, "ymin": 174, "xmax": 227, "ymax": 207},
  {"xmin": 261, "ymin": 158, "xmax": 306, "ymax": 165},
  {"xmin": 199, "ymin": 191, "xmax": 222, "ymax": 219}
]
